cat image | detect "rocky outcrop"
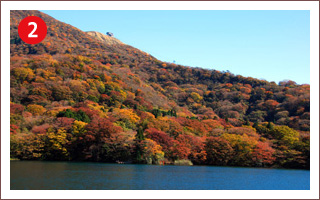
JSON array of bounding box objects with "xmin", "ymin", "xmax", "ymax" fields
[{"xmin": 86, "ymin": 31, "xmax": 124, "ymax": 45}]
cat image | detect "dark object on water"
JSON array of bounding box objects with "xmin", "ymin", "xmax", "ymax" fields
[
  {"xmin": 116, "ymin": 160, "xmax": 132, "ymax": 164},
  {"xmin": 106, "ymin": 32, "xmax": 113, "ymax": 37}
]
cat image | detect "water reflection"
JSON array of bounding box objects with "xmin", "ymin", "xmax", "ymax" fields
[{"xmin": 11, "ymin": 161, "xmax": 310, "ymax": 190}]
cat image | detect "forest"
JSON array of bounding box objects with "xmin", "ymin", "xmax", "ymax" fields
[{"xmin": 10, "ymin": 10, "xmax": 310, "ymax": 169}]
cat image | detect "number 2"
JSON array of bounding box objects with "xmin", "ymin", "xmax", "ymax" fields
[{"xmin": 28, "ymin": 22, "xmax": 38, "ymax": 38}]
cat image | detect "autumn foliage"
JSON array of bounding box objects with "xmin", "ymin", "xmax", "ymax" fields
[{"xmin": 10, "ymin": 10, "xmax": 310, "ymax": 169}]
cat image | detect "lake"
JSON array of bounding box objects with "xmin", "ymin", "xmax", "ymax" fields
[{"xmin": 10, "ymin": 161, "xmax": 309, "ymax": 190}]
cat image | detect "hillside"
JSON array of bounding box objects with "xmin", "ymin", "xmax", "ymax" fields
[{"xmin": 10, "ymin": 10, "xmax": 310, "ymax": 169}]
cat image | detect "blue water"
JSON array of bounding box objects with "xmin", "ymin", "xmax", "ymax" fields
[{"xmin": 10, "ymin": 161, "xmax": 310, "ymax": 190}]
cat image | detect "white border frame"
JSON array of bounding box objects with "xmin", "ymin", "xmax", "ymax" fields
[{"xmin": 1, "ymin": 1, "xmax": 319, "ymax": 199}]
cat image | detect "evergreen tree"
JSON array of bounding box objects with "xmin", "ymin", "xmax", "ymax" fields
[{"xmin": 133, "ymin": 126, "xmax": 145, "ymax": 163}]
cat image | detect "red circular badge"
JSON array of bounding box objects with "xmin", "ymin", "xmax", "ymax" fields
[{"xmin": 18, "ymin": 16, "xmax": 47, "ymax": 44}]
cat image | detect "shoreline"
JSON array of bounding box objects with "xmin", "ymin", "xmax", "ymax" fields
[{"xmin": 10, "ymin": 159, "xmax": 310, "ymax": 170}]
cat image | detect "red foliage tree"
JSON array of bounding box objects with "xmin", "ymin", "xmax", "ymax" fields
[
  {"xmin": 251, "ymin": 141, "xmax": 276, "ymax": 166},
  {"xmin": 54, "ymin": 117, "xmax": 75, "ymax": 131},
  {"xmin": 205, "ymin": 136, "xmax": 234, "ymax": 166},
  {"xmin": 145, "ymin": 128, "xmax": 174, "ymax": 157},
  {"xmin": 83, "ymin": 116, "xmax": 123, "ymax": 161},
  {"xmin": 174, "ymin": 134, "xmax": 206, "ymax": 164},
  {"xmin": 10, "ymin": 103, "xmax": 24, "ymax": 114},
  {"xmin": 10, "ymin": 124, "xmax": 19, "ymax": 135},
  {"xmin": 31, "ymin": 123, "xmax": 51, "ymax": 135}
]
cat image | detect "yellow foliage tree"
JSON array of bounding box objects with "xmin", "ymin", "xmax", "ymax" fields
[
  {"xmin": 27, "ymin": 104, "xmax": 46, "ymax": 116},
  {"xmin": 72, "ymin": 120, "xmax": 88, "ymax": 136},
  {"xmin": 87, "ymin": 101, "xmax": 108, "ymax": 118},
  {"xmin": 112, "ymin": 108, "xmax": 140, "ymax": 129},
  {"xmin": 142, "ymin": 138, "xmax": 165, "ymax": 164},
  {"xmin": 46, "ymin": 128, "xmax": 69, "ymax": 159},
  {"xmin": 190, "ymin": 92, "xmax": 203, "ymax": 103},
  {"xmin": 12, "ymin": 67, "xmax": 35, "ymax": 82},
  {"xmin": 114, "ymin": 108, "xmax": 140, "ymax": 123},
  {"xmin": 221, "ymin": 133, "xmax": 258, "ymax": 166}
]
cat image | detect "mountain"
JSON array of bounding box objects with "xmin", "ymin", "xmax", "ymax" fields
[{"xmin": 10, "ymin": 10, "xmax": 310, "ymax": 169}]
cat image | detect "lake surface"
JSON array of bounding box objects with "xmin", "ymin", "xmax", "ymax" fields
[{"xmin": 10, "ymin": 161, "xmax": 309, "ymax": 190}]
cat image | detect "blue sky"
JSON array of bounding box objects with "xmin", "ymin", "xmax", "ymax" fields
[{"xmin": 41, "ymin": 10, "xmax": 310, "ymax": 84}]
